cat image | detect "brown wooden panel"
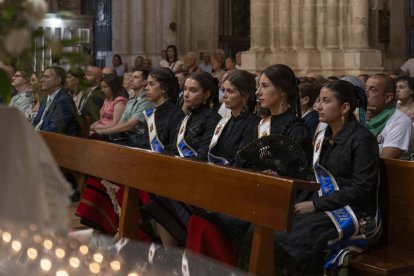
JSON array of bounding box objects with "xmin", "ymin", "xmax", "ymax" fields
[
  {"xmin": 41, "ymin": 131, "xmax": 319, "ymax": 232},
  {"xmin": 119, "ymin": 187, "xmax": 140, "ymax": 240},
  {"xmin": 349, "ymin": 245, "xmax": 414, "ymax": 275},
  {"xmin": 249, "ymin": 226, "xmax": 275, "ymax": 276},
  {"xmin": 382, "ymin": 158, "xmax": 414, "ymax": 251}
]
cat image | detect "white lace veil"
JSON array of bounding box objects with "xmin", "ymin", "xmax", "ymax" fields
[{"xmin": 0, "ymin": 105, "xmax": 71, "ymax": 234}]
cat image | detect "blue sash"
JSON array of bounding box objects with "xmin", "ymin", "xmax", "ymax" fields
[
  {"xmin": 144, "ymin": 109, "xmax": 164, "ymax": 153},
  {"xmin": 176, "ymin": 115, "xmax": 198, "ymax": 158}
]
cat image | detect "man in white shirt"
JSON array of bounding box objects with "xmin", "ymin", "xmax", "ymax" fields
[{"xmin": 366, "ymin": 74, "xmax": 414, "ymax": 159}]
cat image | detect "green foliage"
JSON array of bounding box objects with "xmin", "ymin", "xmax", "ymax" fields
[
  {"xmin": 0, "ymin": 0, "xmax": 85, "ymax": 104},
  {"xmin": 0, "ymin": 69, "xmax": 12, "ymax": 104}
]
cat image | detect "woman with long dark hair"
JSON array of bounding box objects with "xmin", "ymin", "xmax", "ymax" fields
[
  {"xmin": 89, "ymin": 74, "xmax": 128, "ymax": 137},
  {"xmin": 186, "ymin": 69, "xmax": 260, "ymax": 265},
  {"xmin": 237, "ymin": 64, "xmax": 313, "ymax": 171},
  {"xmin": 140, "ymin": 67, "xmax": 185, "ymax": 152},
  {"xmin": 144, "ymin": 71, "xmax": 221, "ymax": 248},
  {"xmin": 66, "ymin": 67, "xmax": 86, "ymax": 112},
  {"xmin": 274, "ymin": 80, "xmax": 381, "ymax": 274},
  {"xmin": 207, "ymin": 69, "xmax": 260, "ymax": 165},
  {"xmin": 159, "ymin": 44, "xmax": 183, "ymax": 73}
]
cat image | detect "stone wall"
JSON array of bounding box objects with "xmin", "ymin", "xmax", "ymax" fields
[
  {"xmin": 111, "ymin": 0, "xmax": 218, "ymax": 69},
  {"xmin": 243, "ymin": 0, "xmax": 384, "ymax": 76}
]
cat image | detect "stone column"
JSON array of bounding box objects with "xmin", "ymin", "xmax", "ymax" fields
[
  {"xmin": 279, "ymin": 0, "xmax": 291, "ymax": 48},
  {"xmin": 291, "ymin": 0, "xmax": 301, "ymax": 49},
  {"xmin": 130, "ymin": 0, "xmax": 145, "ymax": 54},
  {"xmin": 325, "ymin": 0, "xmax": 338, "ymax": 48},
  {"xmin": 250, "ymin": 0, "xmax": 270, "ymax": 50},
  {"xmin": 316, "ymin": 0, "xmax": 324, "ymax": 48},
  {"xmin": 303, "ymin": 0, "xmax": 316, "ymax": 49},
  {"xmin": 349, "ymin": 0, "xmax": 369, "ymax": 48}
]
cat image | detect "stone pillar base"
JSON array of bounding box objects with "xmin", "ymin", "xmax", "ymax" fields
[{"xmin": 241, "ymin": 48, "xmax": 383, "ymax": 77}]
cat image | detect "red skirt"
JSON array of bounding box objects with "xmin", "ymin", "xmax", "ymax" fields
[{"xmin": 76, "ymin": 176, "xmax": 123, "ymax": 235}]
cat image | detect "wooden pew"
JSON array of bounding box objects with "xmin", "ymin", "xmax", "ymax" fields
[
  {"xmin": 349, "ymin": 158, "xmax": 414, "ymax": 275},
  {"xmin": 40, "ymin": 131, "xmax": 318, "ymax": 276}
]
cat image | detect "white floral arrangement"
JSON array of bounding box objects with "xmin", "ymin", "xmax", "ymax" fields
[{"xmin": 0, "ymin": 0, "xmax": 48, "ymax": 102}]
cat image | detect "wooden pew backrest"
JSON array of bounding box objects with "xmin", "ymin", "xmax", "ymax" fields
[
  {"xmin": 40, "ymin": 131, "xmax": 318, "ymax": 276},
  {"xmin": 381, "ymin": 158, "xmax": 414, "ymax": 251}
]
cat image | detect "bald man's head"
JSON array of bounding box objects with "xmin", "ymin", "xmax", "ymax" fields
[
  {"xmin": 84, "ymin": 66, "xmax": 102, "ymax": 86},
  {"xmin": 102, "ymin": 66, "xmax": 115, "ymax": 77}
]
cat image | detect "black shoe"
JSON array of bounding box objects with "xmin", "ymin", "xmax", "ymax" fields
[{"xmin": 70, "ymin": 191, "xmax": 81, "ymax": 203}]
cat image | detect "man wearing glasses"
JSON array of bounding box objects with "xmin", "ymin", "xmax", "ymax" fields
[{"xmin": 9, "ymin": 70, "xmax": 32, "ymax": 114}]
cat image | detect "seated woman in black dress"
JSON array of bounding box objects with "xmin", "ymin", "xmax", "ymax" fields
[
  {"xmin": 175, "ymin": 71, "xmax": 221, "ymax": 159},
  {"xmin": 207, "ymin": 69, "xmax": 260, "ymax": 165},
  {"xmin": 186, "ymin": 65, "xmax": 313, "ymax": 266},
  {"xmin": 145, "ymin": 71, "xmax": 221, "ymax": 248},
  {"xmin": 237, "ymin": 64, "xmax": 313, "ymax": 169},
  {"xmin": 274, "ymin": 80, "xmax": 381, "ymax": 274},
  {"xmin": 186, "ymin": 69, "xmax": 260, "ymax": 264},
  {"xmin": 76, "ymin": 68, "xmax": 184, "ymax": 237},
  {"xmin": 136, "ymin": 67, "xmax": 185, "ymax": 152}
]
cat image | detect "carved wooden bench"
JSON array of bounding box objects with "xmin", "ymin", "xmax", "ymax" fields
[{"xmin": 41, "ymin": 131, "xmax": 318, "ymax": 276}]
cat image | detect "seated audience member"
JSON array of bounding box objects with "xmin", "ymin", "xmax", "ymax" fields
[
  {"xmin": 140, "ymin": 67, "xmax": 186, "ymax": 151},
  {"xmin": 274, "ymin": 80, "xmax": 381, "ymax": 274},
  {"xmin": 211, "ymin": 56, "xmax": 224, "ymax": 87},
  {"xmin": 206, "ymin": 64, "xmax": 311, "ymax": 266},
  {"xmin": 79, "ymin": 66, "xmax": 105, "ymax": 135},
  {"xmin": 235, "ymin": 51, "xmax": 242, "ymax": 69},
  {"xmin": 160, "ymin": 44, "xmax": 183, "ymax": 73},
  {"xmin": 393, "ymin": 57, "xmax": 414, "ymax": 77},
  {"xmin": 89, "ymin": 74, "xmax": 128, "ymax": 138},
  {"xmin": 145, "ymin": 71, "xmax": 221, "ymax": 248},
  {"xmin": 102, "ymin": 66, "xmax": 116, "ymax": 77},
  {"xmin": 341, "ymin": 75, "xmax": 368, "ymax": 126},
  {"xmin": 33, "ymin": 66, "xmax": 79, "ymax": 135},
  {"xmin": 396, "ymin": 76, "xmax": 414, "ymax": 123},
  {"xmin": 133, "ymin": 55, "xmax": 145, "ymax": 71},
  {"xmin": 76, "ymin": 68, "xmax": 185, "ymax": 236},
  {"xmin": 66, "ymin": 67, "xmax": 86, "ymax": 112},
  {"xmin": 358, "ymin": 73, "xmax": 370, "ymax": 84},
  {"xmin": 185, "ymin": 51, "xmax": 200, "ymax": 74},
  {"xmin": 199, "ymin": 54, "xmax": 212, "ymax": 73},
  {"xmin": 299, "ymin": 82, "xmax": 319, "ymax": 137},
  {"xmin": 214, "ymin": 48, "xmax": 226, "ymax": 68},
  {"xmin": 224, "ymin": 57, "xmax": 236, "ymax": 72},
  {"xmin": 207, "ymin": 70, "xmax": 259, "ymax": 165},
  {"xmin": 9, "ymin": 70, "xmax": 32, "ymax": 114},
  {"xmin": 365, "ymin": 74, "xmax": 414, "ymax": 159},
  {"xmin": 185, "ymin": 70, "xmax": 260, "ymax": 264},
  {"xmin": 143, "ymin": 57, "xmax": 152, "ymax": 70},
  {"xmin": 112, "ymin": 54, "xmax": 127, "ymax": 76},
  {"xmin": 94, "ymin": 70, "xmax": 153, "ymax": 145},
  {"xmin": 122, "ymin": 72, "xmax": 134, "ymax": 99},
  {"xmin": 175, "ymin": 70, "xmax": 189, "ymax": 108},
  {"xmin": 25, "ymin": 72, "xmax": 44, "ymax": 123}
]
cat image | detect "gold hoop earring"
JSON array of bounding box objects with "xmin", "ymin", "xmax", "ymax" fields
[{"xmin": 341, "ymin": 115, "xmax": 345, "ymax": 124}]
